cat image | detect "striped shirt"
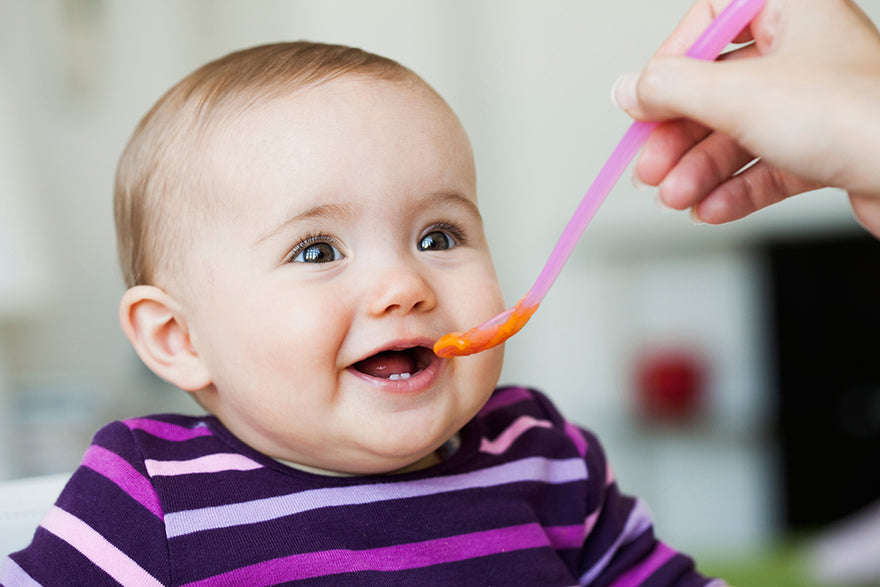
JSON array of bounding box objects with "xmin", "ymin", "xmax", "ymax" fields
[{"xmin": 2, "ymin": 386, "xmax": 721, "ymax": 586}]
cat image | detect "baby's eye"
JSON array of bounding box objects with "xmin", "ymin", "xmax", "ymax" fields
[
  {"xmin": 418, "ymin": 230, "xmax": 456, "ymax": 252},
  {"xmin": 290, "ymin": 238, "xmax": 344, "ymax": 264}
]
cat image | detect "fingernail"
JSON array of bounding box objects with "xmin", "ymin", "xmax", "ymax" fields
[
  {"xmin": 632, "ymin": 171, "xmax": 651, "ymax": 192},
  {"xmin": 689, "ymin": 207, "xmax": 705, "ymax": 225},
  {"xmin": 654, "ymin": 194, "xmax": 672, "ymax": 213},
  {"xmin": 611, "ymin": 72, "xmax": 640, "ymax": 112}
]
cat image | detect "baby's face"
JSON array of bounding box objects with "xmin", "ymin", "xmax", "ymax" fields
[{"xmin": 180, "ymin": 77, "xmax": 506, "ymax": 474}]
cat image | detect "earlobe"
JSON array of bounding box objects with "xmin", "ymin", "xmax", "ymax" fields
[{"xmin": 119, "ymin": 285, "xmax": 212, "ymax": 392}]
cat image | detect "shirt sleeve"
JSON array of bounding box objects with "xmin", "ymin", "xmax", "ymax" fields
[
  {"xmin": 575, "ymin": 424, "xmax": 720, "ymax": 587},
  {"xmin": 1, "ymin": 421, "xmax": 170, "ymax": 587},
  {"xmin": 526, "ymin": 388, "xmax": 719, "ymax": 586}
]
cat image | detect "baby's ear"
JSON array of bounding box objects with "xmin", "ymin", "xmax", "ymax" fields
[{"xmin": 119, "ymin": 285, "xmax": 212, "ymax": 392}]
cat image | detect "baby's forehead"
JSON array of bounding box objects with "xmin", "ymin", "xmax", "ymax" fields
[
  {"xmin": 209, "ymin": 75, "xmax": 470, "ymax": 169},
  {"xmin": 195, "ymin": 74, "xmax": 476, "ymax": 214},
  {"xmin": 243, "ymin": 75, "xmax": 450, "ymax": 123}
]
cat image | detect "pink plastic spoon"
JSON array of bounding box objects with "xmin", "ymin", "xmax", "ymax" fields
[{"xmin": 434, "ymin": 0, "xmax": 766, "ymax": 358}]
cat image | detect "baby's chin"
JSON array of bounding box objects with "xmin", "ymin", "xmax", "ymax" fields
[
  {"xmin": 356, "ymin": 438, "xmax": 455, "ymax": 475},
  {"xmin": 334, "ymin": 417, "xmax": 469, "ymax": 476}
]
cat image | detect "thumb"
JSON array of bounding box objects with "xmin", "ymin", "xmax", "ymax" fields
[{"xmin": 612, "ymin": 55, "xmax": 748, "ymax": 133}]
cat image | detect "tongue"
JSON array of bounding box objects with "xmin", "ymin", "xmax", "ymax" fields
[{"xmin": 355, "ymin": 350, "xmax": 416, "ymax": 378}]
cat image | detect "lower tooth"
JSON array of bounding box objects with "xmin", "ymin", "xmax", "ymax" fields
[{"xmin": 389, "ymin": 373, "xmax": 412, "ymax": 381}]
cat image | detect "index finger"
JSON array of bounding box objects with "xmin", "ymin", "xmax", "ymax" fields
[{"xmin": 655, "ymin": 0, "xmax": 756, "ymax": 56}]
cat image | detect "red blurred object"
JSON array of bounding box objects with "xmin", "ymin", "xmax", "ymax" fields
[{"xmin": 635, "ymin": 348, "xmax": 707, "ymax": 424}]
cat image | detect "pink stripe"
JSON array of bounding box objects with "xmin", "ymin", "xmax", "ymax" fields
[
  {"xmin": 580, "ymin": 499, "xmax": 654, "ymax": 584},
  {"xmin": 145, "ymin": 453, "xmax": 262, "ymax": 477},
  {"xmin": 564, "ymin": 421, "xmax": 588, "ymax": 457},
  {"xmin": 183, "ymin": 523, "xmax": 551, "ymax": 586},
  {"xmin": 546, "ymin": 510, "xmax": 599, "ymax": 550},
  {"xmin": 478, "ymin": 387, "xmax": 532, "ymax": 416},
  {"xmin": 606, "ymin": 462, "xmax": 617, "ymax": 486},
  {"xmin": 480, "ymin": 415, "xmax": 553, "ymax": 455},
  {"xmin": 583, "ymin": 509, "xmax": 600, "ymax": 538},
  {"xmin": 544, "ymin": 524, "xmax": 587, "ymax": 550},
  {"xmin": 83, "ymin": 445, "xmax": 162, "ymax": 518},
  {"xmin": 125, "ymin": 418, "xmax": 213, "ymax": 441},
  {"xmin": 40, "ymin": 506, "xmax": 163, "ymax": 587},
  {"xmin": 608, "ymin": 542, "xmax": 676, "ymax": 587}
]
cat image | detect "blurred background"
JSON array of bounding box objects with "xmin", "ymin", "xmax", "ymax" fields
[{"xmin": 1, "ymin": 1, "xmax": 880, "ymax": 584}]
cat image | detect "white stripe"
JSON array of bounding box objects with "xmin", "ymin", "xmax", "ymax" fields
[
  {"xmin": 166, "ymin": 455, "xmax": 587, "ymax": 538},
  {"xmin": 40, "ymin": 506, "xmax": 163, "ymax": 587},
  {"xmin": 1, "ymin": 557, "xmax": 43, "ymax": 587},
  {"xmin": 579, "ymin": 498, "xmax": 654, "ymax": 585}
]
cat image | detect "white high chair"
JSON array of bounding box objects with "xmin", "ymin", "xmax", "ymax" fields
[{"xmin": 0, "ymin": 473, "xmax": 69, "ymax": 555}]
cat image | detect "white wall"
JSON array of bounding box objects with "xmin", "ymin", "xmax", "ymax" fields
[{"xmin": 1, "ymin": 0, "xmax": 878, "ymax": 558}]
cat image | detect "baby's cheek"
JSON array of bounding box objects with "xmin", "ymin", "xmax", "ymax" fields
[
  {"xmin": 467, "ymin": 263, "xmax": 505, "ymax": 310},
  {"xmin": 471, "ymin": 344, "xmax": 505, "ymax": 394}
]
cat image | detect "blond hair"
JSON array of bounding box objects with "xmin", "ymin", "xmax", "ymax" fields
[{"xmin": 114, "ymin": 41, "xmax": 422, "ymax": 289}]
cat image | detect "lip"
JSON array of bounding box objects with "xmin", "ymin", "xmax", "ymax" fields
[{"xmin": 346, "ymin": 337, "xmax": 445, "ymax": 394}]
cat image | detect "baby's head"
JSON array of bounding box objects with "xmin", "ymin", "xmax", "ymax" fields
[
  {"xmin": 116, "ymin": 42, "xmax": 417, "ymax": 291},
  {"xmin": 114, "ymin": 42, "xmax": 506, "ymax": 475}
]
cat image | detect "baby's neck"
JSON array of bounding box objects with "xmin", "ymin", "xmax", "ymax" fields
[
  {"xmin": 276, "ymin": 433, "xmax": 460, "ymax": 477},
  {"xmin": 276, "ymin": 459, "xmax": 359, "ymax": 477}
]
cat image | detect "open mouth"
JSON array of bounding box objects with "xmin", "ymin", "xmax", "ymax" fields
[{"xmin": 352, "ymin": 346, "xmax": 436, "ymax": 381}]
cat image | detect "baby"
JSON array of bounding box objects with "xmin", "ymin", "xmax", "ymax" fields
[{"xmin": 2, "ymin": 42, "xmax": 721, "ymax": 586}]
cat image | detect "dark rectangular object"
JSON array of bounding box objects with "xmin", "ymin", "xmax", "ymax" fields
[{"xmin": 767, "ymin": 231, "xmax": 880, "ymax": 529}]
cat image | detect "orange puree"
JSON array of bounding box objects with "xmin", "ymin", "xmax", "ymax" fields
[{"xmin": 433, "ymin": 301, "xmax": 539, "ymax": 358}]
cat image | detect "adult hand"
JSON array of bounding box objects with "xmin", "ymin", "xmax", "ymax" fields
[{"xmin": 613, "ymin": 0, "xmax": 880, "ymax": 237}]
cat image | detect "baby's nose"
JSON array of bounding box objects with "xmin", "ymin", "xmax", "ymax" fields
[{"xmin": 367, "ymin": 261, "xmax": 437, "ymax": 317}]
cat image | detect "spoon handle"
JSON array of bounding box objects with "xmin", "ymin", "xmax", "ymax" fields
[
  {"xmin": 435, "ymin": 0, "xmax": 766, "ymax": 358},
  {"xmin": 526, "ymin": 0, "xmax": 766, "ymax": 306}
]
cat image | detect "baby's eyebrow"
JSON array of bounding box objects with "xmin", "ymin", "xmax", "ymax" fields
[
  {"xmin": 255, "ymin": 203, "xmax": 354, "ymax": 246},
  {"xmin": 428, "ymin": 191, "xmax": 483, "ymax": 221},
  {"xmin": 254, "ymin": 192, "xmax": 481, "ymax": 247}
]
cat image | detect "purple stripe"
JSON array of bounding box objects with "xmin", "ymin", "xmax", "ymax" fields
[
  {"xmin": 83, "ymin": 445, "xmax": 163, "ymax": 518},
  {"xmin": 478, "ymin": 387, "xmax": 532, "ymax": 416},
  {"xmin": 1, "ymin": 557, "xmax": 41, "ymax": 587},
  {"xmin": 166, "ymin": 456, "xmax": 587, "ymax": 538},
  {"xmin": 182, "ymin": 523, "xmax": 550, "ymax": 586},
  {"xmin": 125, "ymin": 418, "xmax": 213, "ymax": 441},
  {"xmin": 608, "ymin": 542, "xmax": 675, "ymax": 587}
]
